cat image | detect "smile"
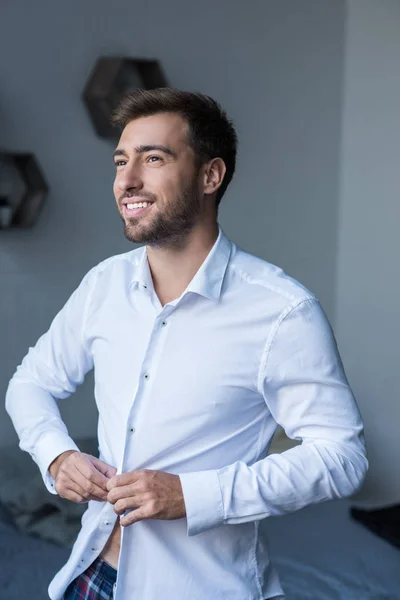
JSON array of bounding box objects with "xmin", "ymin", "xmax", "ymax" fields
[
  {"xmin": 123, "ymin": 201, "xmax": 154, "ymax": 218},
  {"xmin": 126, "ymin": 201, "xmax": 152, "ymax": 209}
]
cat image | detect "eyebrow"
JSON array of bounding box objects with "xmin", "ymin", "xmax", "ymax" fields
[{"xmin": 112, "ymin": 145, "xmax": 177, "ymax": 160}]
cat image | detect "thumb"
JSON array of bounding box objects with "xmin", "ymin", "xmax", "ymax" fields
[{"xmin": 90, "ymin": 456, "xmax": 117, "ymax": 479}]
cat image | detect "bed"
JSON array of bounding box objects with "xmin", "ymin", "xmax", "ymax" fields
[
  {"xmin": 1, "ymin": 499, "xmax": 399, "ymax": 599},
  {"xmin": 0, "ymin": 519, "xmax": 69, "ymax": 599},
  {"xmin": 265, "ymin": 499, "xmax": 400, "ymax": 599},
  {"xmin": 0, "ymin": 435, "xmax": 398, "ymax": 599}
]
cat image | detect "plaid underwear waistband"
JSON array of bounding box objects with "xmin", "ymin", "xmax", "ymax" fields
[
  {"xmin": 64, "ymin": 556, "xmax": 118, "ymax": 600},
  {"xmin": 92, "ymin": 557, "xmax": 118, "ymax": 582}
]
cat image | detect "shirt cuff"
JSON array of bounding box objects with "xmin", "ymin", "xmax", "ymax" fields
[
  {"xmin": 34, "ymin": 430, "xmax": 80, "ymax": 495},
  {"xmin": 179, "ymin": 469, "xmax": 225, "ymax": 536}
]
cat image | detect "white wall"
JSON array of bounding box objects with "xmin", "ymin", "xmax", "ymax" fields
[
  {"xmin": 336, "ymin": 0, "xmax": 400, "ymax": 505},
  {"xmin": 0, "ymin": 0, "xmax": 345, "ymax": 446}
]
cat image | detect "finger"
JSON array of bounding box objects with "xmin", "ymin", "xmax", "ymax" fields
[
  {"xmin": 107, "ymin": 470, "xmax": 143, "ymax": 491},
  {"xmin": 59, "ymin": 466, "xmax": 109, "ymax": 501},
  {"xmin": 59, "ymin": 488, "xmax": 104, "ymax": 503},
  {"xmin": 58, "ymin": 486, "xmax": 86, "ymax": 504},
  {"xmin": 120, "ymin": 498, "xmax": 157, "ymax": 526},
  {"xmin": 74, "ymin": 459, "xmax": 111, "ymax": 493},
  {"xmin": 113, "ymin": 495, "xmax": 143, "ymax": 515},
  {"xmin": 107, "ymin": 483, "xmax": 137, "ymax": 504},
  {"xmin": 73, "ymin": 467, "xmax": 110, "ymax": 501},
  {"xmin": 63, "ymin": 487, "xmax": 103, "ymax": 503},
  {"xmin": 120, "ymin": 506, "xmax": 147, "ymax": 527},
  {"xmin": 90, "ymin": 456, "xmax": 118, "ymax": 479},
  {"xmin": 57, "ymin": 473, "xmax": 108, "ymax": 502}
]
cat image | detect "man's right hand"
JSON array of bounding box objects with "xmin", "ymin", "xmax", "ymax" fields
[{"xmin": 49, "ymin": 451, "xmax": 117, "ymax": 503}]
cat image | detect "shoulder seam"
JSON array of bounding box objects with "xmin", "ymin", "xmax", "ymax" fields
[
  {"xmin": 257, "ymin": 296, "xmax": 318, "ymax": 395},
  {"xmin": 80, "ymin": 252, "xmax": 137, "ymax": 349},
  {"xmin": 229, "ymin": 261, "xmax": 310, "ymax": 303},
  {"xmin": 81, "ymin": 269, "xmax": 98, "ymax": 353}
]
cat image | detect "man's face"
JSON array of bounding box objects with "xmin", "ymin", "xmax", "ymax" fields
[{"xmin": 113, "ymin": 112, "xmax": 204, "ymax": 248}]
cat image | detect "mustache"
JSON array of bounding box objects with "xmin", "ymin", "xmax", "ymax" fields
[{"xmin": 119, "ymin": 191, "xmax": 157, "ymax": 204}]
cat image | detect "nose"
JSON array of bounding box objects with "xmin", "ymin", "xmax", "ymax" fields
[{"xmin": 115, "ymin": 162, "xmax": 144, "ymax": 194}]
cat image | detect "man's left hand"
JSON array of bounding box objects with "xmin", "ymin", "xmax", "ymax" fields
[{"xmin": 106, "ymin": 469, "xmax": 186, "ymax": 526}]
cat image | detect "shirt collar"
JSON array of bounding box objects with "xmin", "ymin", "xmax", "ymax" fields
[{"xmin": 131, "ymin": 224, "xmax": 232, "ymax": 303}]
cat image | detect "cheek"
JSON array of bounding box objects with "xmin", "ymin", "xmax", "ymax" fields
[
  {"xmin": 113, "ymin": 179, "xmax": 119, "ymax": 198},
  {"xmin": 162, "ymin": 173, "xmax": 186, "ymax": 198}
]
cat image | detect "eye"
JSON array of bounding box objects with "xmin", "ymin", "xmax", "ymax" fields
[
  {"xmin": 147, "ymin": 155, "xmax": 162, "ymax": 163},
  {"xmin": 114, "ymin": 160, "xmax": 127, "ymax": 167}
]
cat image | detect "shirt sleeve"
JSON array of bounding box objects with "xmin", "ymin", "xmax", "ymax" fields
[
  {"xmin": 5, "ymin": 267, "xmax": 97, "ymax": 494},
  {"xmin": 179, "ymin": 297, "xmax": 368, "ymax": 536}
]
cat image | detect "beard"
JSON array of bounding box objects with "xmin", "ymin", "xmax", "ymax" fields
[{"xmin": 120, "ymin": 178, "xmax": 202, "ymax": 249}]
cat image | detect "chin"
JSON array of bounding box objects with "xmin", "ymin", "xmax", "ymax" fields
[
  {"xmin": 123, "ymin": 227, "xmax": 141, "ymax": 244},
  {"xmin": 123, "ymin": 223, "xmax": 149, "ymax": 244}
]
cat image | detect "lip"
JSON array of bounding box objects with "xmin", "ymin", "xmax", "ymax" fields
[{"xmin": 122, "ymin": 202, "xmax": 154, "ymax": 218}]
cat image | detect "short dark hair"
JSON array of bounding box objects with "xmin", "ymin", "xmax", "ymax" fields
[{"xmin": 111, "ymin": 88, "xmax": 238, "ymax": 207}]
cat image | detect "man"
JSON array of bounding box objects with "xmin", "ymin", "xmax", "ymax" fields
[{"xmin": 6, "ymin": 88, "xmax": 367, "ymax": 600}]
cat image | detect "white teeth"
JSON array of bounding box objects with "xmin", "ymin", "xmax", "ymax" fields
[{"xmin": 127, "ymin": 202, "xmax": 151, "ymax": 209}]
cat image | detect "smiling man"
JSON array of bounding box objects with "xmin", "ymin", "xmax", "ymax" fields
[{"xmin": 6, "ymin": 88, "xmax": 368, "ymax": 600}]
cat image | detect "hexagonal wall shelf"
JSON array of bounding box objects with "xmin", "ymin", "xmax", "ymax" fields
[
  {"xmin": 0, "ymin": 152, "xmax": 49, "ymax": 229},
  {"xmin": 83, "ymin": 57, "xmax": 168, "ymax": 139}
]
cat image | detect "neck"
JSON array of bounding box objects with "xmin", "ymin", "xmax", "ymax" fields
[{"xmin": 146, "ymin": 219, "xmax": 219, "ymax": 302}]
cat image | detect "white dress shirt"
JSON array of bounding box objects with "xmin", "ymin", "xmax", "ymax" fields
[{"xmin": 6, "ymin": 225, "xmax": 367, "ymax": 600}]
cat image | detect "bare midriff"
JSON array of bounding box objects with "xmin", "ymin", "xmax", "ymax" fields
[{"xmin": 100, "ymin": 521, "xmax": 121, "ymax": 569}]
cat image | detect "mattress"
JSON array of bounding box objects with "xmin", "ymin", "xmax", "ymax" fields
[
  {"xmin": 265, "ymin": 499, "xmax": 400, "ymax": 599},
  {"xmin": 0, "ymin": 499, "xmax": 398, "ymax": 599}
]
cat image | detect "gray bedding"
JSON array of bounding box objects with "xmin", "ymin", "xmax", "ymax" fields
[
  {"xmin": 0, "ymin": 438, "xmax": 98, "ymax": 548},
  {"xmin": 0, "ymin": 435, "xmax": 398, "ymax": 600},
  {"xmin": 266, "ymin": 500, "xmax": 400, "ymax": 599},
  {"xmin": 0, "ymin": 520, "xmax": 68, "ymax": 599},
  {"xmin": 0, "ymin": 499, "xmax": 399, "ymax": 599}
]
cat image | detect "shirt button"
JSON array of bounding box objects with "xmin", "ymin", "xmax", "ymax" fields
[
  {"xmin": 103, "ymin": 520, "xmax": 111, "ymax": 526},
  {"xmin": 161, "ymin": 320, "xmax": 167, "ymax": 326},
  {"xmin": 144, "ymin": 373, "xmax": 150, "ymax": 380},
  {"xmin": 129, "ymin": 427, "xmax": 136, "ymax": 433}
]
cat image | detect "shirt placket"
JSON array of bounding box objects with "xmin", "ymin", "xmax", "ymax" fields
[{"xmin": 113, "ymin": 290, "xmax": 177, "ymax": 598}]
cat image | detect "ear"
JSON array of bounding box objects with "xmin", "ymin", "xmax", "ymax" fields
[{"xmin": 203, "ymin": 158, "xmax": 226, "ymax": 196}]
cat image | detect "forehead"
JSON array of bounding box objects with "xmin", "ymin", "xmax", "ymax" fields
[{"xmin": 118, "ymin": 113, "xmax": 190, "ymax": 150}]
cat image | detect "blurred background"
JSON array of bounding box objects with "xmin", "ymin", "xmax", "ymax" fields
[{"xmin": 1, "ymin": 1, "xmax": 399, "ymax": 598}]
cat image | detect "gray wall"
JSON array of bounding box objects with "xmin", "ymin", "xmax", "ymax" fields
[
  {"xmin": 0, "ymin": 0, "xmax": 345, "ymax": 446},
  {"xmin": 335, "ymin": 0, "xmax": 400, "ymax": 506}
]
